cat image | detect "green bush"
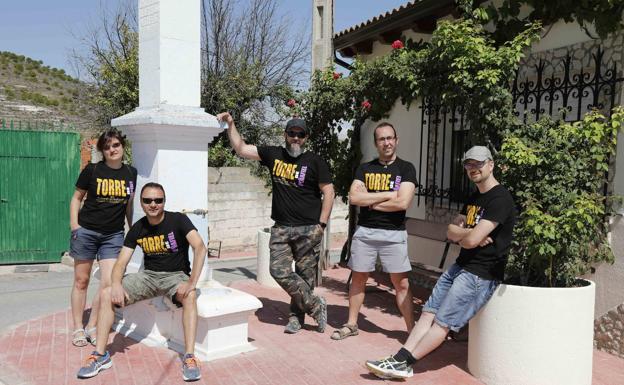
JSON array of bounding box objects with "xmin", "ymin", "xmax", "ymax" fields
[
  {"xmin": 208, "ymin": 138, "xmax": 242, "ymax": 167},
  {"xmin": 499, "ymin": 108, "xmax": 624, "ymax": 287}
]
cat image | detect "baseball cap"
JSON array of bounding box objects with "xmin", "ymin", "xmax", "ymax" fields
[
  {"xmin": 462, "ymin": 146, "xmax": 493, "ymax": 162},
  {"xmin": 285, "ymin": 118, "xmax": 309, "ymax": 135}
]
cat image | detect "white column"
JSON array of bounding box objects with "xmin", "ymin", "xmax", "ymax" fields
[
  {"xmin": 138, "ymin": 0, "xmax": 201, "ymax": 107},
  {"xmin": 111, "ymin": 0, "xmax": 225, "ymax": 278}
]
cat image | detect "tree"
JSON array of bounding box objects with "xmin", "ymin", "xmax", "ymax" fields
[
  {"xmin": 201, "ymin": 0, "xmax": 309, "ymax": 152},
  {"xmin": 72, "ymin": 0, "xmax": 309, "ymax": 155},
  {"xmin": 70, "ymin": 2, "xmax": 138, "ymax": 126}
]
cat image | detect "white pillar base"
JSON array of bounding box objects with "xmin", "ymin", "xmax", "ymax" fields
[{"xmin": 113, "ymin": 280, "xmax": 263, "ymax": 361}]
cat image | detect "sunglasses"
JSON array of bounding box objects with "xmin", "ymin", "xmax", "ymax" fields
[
  {"xmin": 141, "ymin": 197, "xmax": 165, "ymax": 205},
  {"xmin": 286, "ymin": 130, "xmax": 306, "ymax": 139},
  {"xmin": 463, "ymin": 160, "xmax": 487, "ymax": 170},
  {"xmin": 104, "ymin": 142, "xmax": 122, "ymax": 151}
]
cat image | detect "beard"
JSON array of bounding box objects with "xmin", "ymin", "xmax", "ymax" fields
[{"xmin": 285, "ymin": 142, "xmax": 303, "ymax": 158}]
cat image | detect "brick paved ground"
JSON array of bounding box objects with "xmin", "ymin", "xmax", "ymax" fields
[{"xmin": 1, "ymin": 267, "xmax": 623, "ymax": 385}]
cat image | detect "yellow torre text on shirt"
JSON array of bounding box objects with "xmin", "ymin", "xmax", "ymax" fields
[
  {"xmin": 364, "ymin": 173, "xmax": 392, "ymax": 191},
  {"xmin": 96, "ymin": 178, "xmax": 128, "ymax": 197},
  {"xmin": 273, "ymin": 160, "xmax": 299, "ymax": 181},
  {"xmin": 136, "ymin": 235, "xmax": 167, "ymax": 253},
  {"xmin": 465, "ymin": 204, "xmax": 483, "ymax": 228}
]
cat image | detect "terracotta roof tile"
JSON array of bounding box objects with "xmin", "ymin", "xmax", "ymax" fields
[{"xmin": 334, "ymin": 1, "xmax": 421, "ymax": 39}]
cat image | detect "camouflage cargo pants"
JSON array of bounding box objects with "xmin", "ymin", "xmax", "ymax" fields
[{"xmin": 269, "ymin": 224, "xmax": 324, "ymax": 321}]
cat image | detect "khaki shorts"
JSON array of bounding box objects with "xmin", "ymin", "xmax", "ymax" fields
[{"xmin": 122, "ymin": 270, "xmax": 189, "ymax": 307}]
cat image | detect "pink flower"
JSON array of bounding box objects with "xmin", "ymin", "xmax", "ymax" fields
[
  {"xmin": 361, "ymin": 100, "xmax": 372, "ymax": 110},
  {"xmin": 286, "ymin": 99, "xmax": 296, "ymax": 107},
  {"xmin": 332, "ymin": 72, "xmax": 342, "ymax": 80},
  {"xmin": 391, "ymin": 40, "xmax": 404, "ymax": 50}
]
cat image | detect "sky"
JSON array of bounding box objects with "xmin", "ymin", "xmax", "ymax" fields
[{"xmin": 0, "ymin": 0, "xmax": 409, "ymax": 78}]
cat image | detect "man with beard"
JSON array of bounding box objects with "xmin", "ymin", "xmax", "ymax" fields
[
  {"xmin": 217, "ymin": 112, "xmax": 334, "ymax": 334},
  {"xmin": 365, "ymin": 146, "xmax": 516, "ymax": 380}
]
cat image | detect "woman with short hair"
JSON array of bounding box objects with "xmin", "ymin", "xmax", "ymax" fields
[{"xmin": 69, "ymin": 128, "xmax": 137, "ymax": 347}]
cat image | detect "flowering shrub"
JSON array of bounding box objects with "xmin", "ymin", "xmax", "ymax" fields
[{"xmin": 391, "ymin": 40, "xmax": 404, "ymax": 49}]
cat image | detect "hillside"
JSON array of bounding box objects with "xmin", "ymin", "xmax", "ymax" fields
[{"xmin": 0, "ymin": 51, "xmax": 98, "ymax": 133}]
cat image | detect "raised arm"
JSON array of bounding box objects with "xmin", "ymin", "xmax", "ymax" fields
[
  {"xmin": 369, "ymin": 181, "xmax": 416, "ymax": 212},
  {"xmin": 348, "ymin": 179, "xmax": 396, "ymax": 207},
  {"xmin": 217, "ymin": 112, "xmax": 261, "ymax": 161}
]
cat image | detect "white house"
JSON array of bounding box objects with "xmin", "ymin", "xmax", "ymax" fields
[{"xmin": 332, "ymin": 0, "xmax": 624, "ymax": 358}]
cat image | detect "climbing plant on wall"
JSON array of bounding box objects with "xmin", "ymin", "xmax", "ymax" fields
[{"xmin": 284, "ymin": 11, "xmax": 541, "ymax": 200}]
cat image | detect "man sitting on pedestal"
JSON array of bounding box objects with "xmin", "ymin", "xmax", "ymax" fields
[{"xmin": 76, "ymin": 182, "xmax": 207, "ymax": 382}]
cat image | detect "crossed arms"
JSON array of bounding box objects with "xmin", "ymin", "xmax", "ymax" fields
[
  {"xmin": 348, "ymin": 179, "xmax": 416, "ymax": 212},
  {"xmin": 447, "ymin": 215, "xmax": 497, "ymax": 249}
]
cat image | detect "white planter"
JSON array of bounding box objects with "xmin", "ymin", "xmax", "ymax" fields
[
  {"xmin": 256, "ymin": 228, "xmax": 281, "ymax": 287},
  {"xmin": 468, "ymin": 280, "xmax": 596, "ymax": 385}
]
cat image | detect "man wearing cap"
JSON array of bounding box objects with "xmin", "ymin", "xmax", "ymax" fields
[
  {"xmin": 217, "ymin": 112, "xmax": 334, "ymax": 334},
  {"xmin": 365, "ymin": 145, "xmax": 516, "ymax": 380}
]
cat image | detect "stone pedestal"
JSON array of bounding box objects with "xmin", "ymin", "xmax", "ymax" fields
[{"xmin": 113, "ymin": 280, "xmax": 263, "ymax": 361}]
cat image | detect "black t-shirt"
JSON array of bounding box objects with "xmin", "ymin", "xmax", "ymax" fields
[
  {"xmin": 355, "ymin": 157, "xmax": 417, "ymax": 230},
  {"xmin": 76, "ymin": 161, "xmax": 138, "ymax": 234},
  {"xmin": 456, "ymin": 184, "xmax": 516, "ymax": 281},
  {"xmin": 124, "ymin": 211, "xmax": 197, "ymax": 275},
  {"xmin": 257, "ymin": 146, "xmax": 332, "ymax": 226}
]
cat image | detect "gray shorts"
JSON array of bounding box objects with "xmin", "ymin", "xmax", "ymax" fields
[
  {"xmin": 121, "ymin": 270, "xmax": 189, "ymax": 307},
  {"xmin": 348, "ymin": 226, "xmax": 411, "ymax": 273}
]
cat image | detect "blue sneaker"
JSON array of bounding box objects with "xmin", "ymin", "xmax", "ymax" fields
[
  {"xmin": 77, "ymin": 351, "xmax": 112, "ymax": 379},
  {"xmin": 182, "ymin": 353, "xmax": 201, "ymax": 381}
]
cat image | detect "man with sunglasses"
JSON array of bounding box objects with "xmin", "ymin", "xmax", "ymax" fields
[
  {"xmin": 365, "ymin": 145, "xmax": 516, "ymax": 380},
  {"xmin": 76, "ymin": 182, "xmax": 207, "ymax": 382},
  {"xmin": 217, "ymin": 112, "xmax": 334, "ymax": 335}
]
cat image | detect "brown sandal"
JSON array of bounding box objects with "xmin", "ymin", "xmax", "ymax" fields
[{"xmin": 330, "ymin": 324, "xmax": 358, "ymax": 340}]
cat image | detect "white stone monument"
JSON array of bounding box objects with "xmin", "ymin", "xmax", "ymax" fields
[{"xmin": 110, "ymin": 0, "xmax": 262, "ymax": 361}]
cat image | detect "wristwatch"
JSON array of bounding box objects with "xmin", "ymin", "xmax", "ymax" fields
[{"xmin": 319, "ymin": 222, "xmax": 327, "ymax": 229}]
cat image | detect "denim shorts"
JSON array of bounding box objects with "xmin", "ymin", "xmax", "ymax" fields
[
  {"xmin": 423, "ymin": 263, "xmax": 499, "ymax": 332},
  {"xmin": 348, "ymin": 226, "xmax": 411, "ymax": 273},
  {"xmin": 70, "ymin": 227, "xmax": 124, "ymax": 261}
]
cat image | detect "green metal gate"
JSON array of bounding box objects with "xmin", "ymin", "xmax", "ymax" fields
[{"xmin": 0, "ymin": 129, "xmax": 80, "ymax": 264}]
